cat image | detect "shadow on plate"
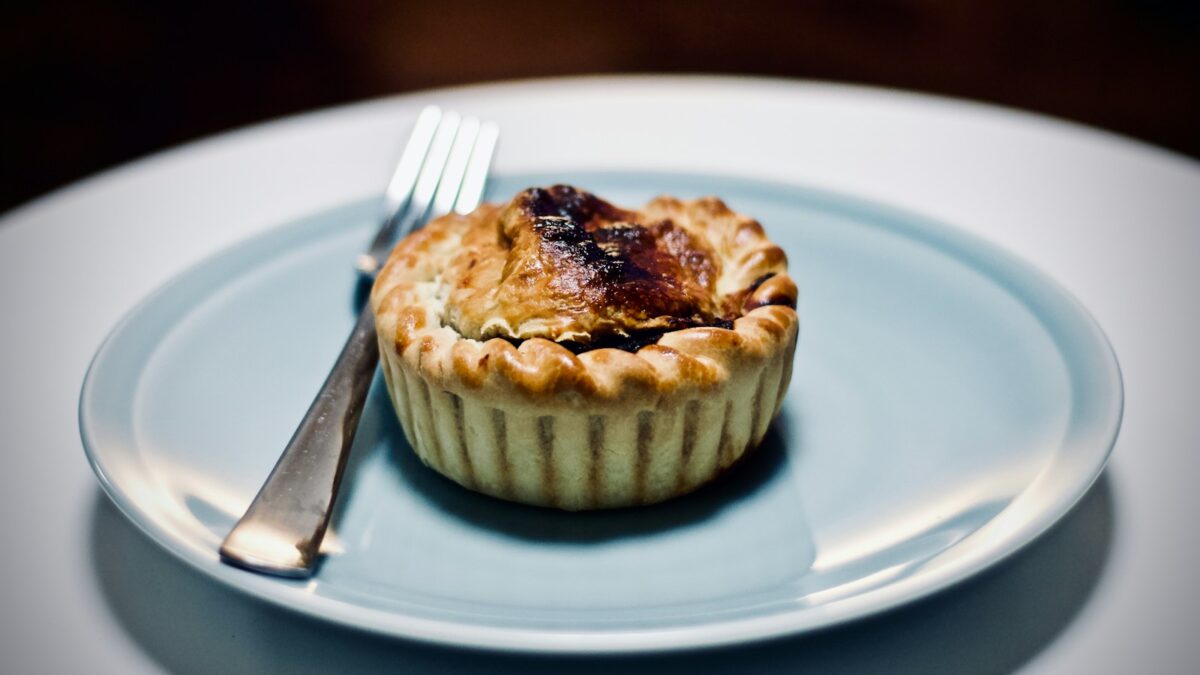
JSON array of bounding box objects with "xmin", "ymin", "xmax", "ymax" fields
[{"xmin": 89, "ymin": 471, "xmax": 1116, "ymax": 675}]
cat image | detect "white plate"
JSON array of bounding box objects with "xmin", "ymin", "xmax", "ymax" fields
[{"xmin": 79, "ymin": 161, "xmax": 1121, "ymax": 652}]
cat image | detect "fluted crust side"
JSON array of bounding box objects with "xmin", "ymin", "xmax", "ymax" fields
[{"xmin": 375, "ymin": 321, "xmax": 797, "ymax": 509}]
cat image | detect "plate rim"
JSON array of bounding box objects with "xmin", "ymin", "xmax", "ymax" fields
[
  {"xmin": 79, "ymin": 168, "xmax": 1124, "ymax": 654},
  {"xmin": 8, "ymin": 72, "xmax": 1196, "ymax": 237}
]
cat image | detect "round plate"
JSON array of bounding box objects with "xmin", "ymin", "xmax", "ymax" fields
[{"xmin": 80, "ymin": 170, "xmax": 1121, "ymax": 652}]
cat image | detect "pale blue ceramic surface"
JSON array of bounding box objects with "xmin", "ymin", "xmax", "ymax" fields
[{"xmin": 80, "ymin": 172, "xmax": 1122, "ymax": 652}]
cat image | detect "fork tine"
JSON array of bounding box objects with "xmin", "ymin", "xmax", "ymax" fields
[
  {"xmin": 358, "ymin": 106, "xmax": 453, "ymax": 276},
  {"xmin": 403, "ymin": 110, "xmax": 461, "ymax": 230},
  {"xmin": 380, "ymin": 105, "xmax": 441, "ymax": 221},
  {"xmin": 454, "ymin": 121, "xmax": 499, "ymax": 215},
  {"xmin": 430, "ymin": 117, "xmax": 481, "ymax": 219}
]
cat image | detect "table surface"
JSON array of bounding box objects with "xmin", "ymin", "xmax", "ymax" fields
[{"xmin": 1, "ymin": 76, "xmax": 1197, "ymax": 673}]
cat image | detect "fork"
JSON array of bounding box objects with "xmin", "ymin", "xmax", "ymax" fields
[{"xmin": 220, "ymin": 106, "xmax": 498, "ymax": 578}]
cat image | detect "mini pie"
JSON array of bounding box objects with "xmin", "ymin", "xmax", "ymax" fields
[{"xmin": 370, "ymin": 185, "xmax": 798, "ymax": 510}]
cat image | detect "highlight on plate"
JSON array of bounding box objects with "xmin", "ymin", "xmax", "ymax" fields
[{"xmin": 370, "ymin": 184, "xmax": 799, "ymax": 510}]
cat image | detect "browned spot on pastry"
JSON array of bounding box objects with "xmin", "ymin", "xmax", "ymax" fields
[
  {"xmin": 734, "ymin": 218, "xmax": 766, "ymax": 243},
  {"xmin": 747, "ymin": 273, "xmax": 776, "ymax": 293},
  {"xmin": 490, "ymin": 408, "xmax": 512, "ymax": 495},
  {"xmin": 738, "ymin": 245, "xmax": 787, "ymax": 272},
  {"xmin": 516, "ymin": 187, "xmax": 726, "ymax": 330},
  {"xmin": 744, "ymin": 274, "xmax": 798, "ymax": 312},
  {"xmin": 440, "ymin": 185, "xmax": 791, "ymax": 346},
  {"xmin": 748, "ymin": 315, "xmax": 789, "ymax": 344},
  {"xmin": 717, "ymin": 400, "xmax": 735, "ymax": 469},
  {"xmin": 537, "ymin": 416, "xmax": 557, "ymax": 507},
  {"xmin": 398, "ymin": 306, "xmax": 427, "ymax": 334},
  {"xmin": 588, "ymin": 415, "xmax": 605, "ymax": 507},
  {"xmin": 635, "ymin": 410, "xmax": 654, "ymax": 504},
  {"xmin": 450, "ymin": 341, "xmax": 488, "ymax": 388},
  {"xmin": 419, "ymin": 379, "xmax": 445, "ymax": 469},
  {"xmin": 481, "ymin": 338, "xmax": 587, "ymax": 398},
  {"xmin": 449, "ymin": 393, "xmax": 476, "ymax": 489},
  {"xmin": 676, "ymin": 400, "xmax": 701, "ymax": 490}
]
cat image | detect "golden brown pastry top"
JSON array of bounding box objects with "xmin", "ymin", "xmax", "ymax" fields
[
  {"xmin": 370, "ymin": 185, "xmax": 799, "ymax": 403},
  {"xmin": 412, "ymin": 185, "xmax": 795, "ymax": 346}
]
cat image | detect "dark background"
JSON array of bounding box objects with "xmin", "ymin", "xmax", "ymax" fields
[{"xmin": 4, "ymin": 0, "xmax": 1198, "ymax": 214}]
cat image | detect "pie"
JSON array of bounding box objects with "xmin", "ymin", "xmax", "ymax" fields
[{"xmin": 370, "ymin": 185, "xmax": 798, "ymax": 509}]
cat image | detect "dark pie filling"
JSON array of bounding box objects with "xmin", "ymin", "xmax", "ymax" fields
[
  {"xmin": 499, "ymin": 318, "xmax": 738, "ymax": 355},
  {"xmin": 500, "ymin": 272, "xmax": 786, "ymax": 354}
]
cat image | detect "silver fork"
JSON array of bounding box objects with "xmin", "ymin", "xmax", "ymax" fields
[{"xmin": 220, "ymin": 106, "xmax": 498, "ymax": 578}]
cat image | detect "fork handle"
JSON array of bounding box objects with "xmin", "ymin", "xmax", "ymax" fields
[{"xmin": 220, "ymin": 306, "xmax": 379, "ymax": 577}]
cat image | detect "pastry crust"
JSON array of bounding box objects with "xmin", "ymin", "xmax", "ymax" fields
[
  {"xmin": 441, "ymin": 185, "xmax": 775, "ymax": 344},
  {"xmin": 370, "ymin": 186, "xmax": 798, "ymax": 509}
]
